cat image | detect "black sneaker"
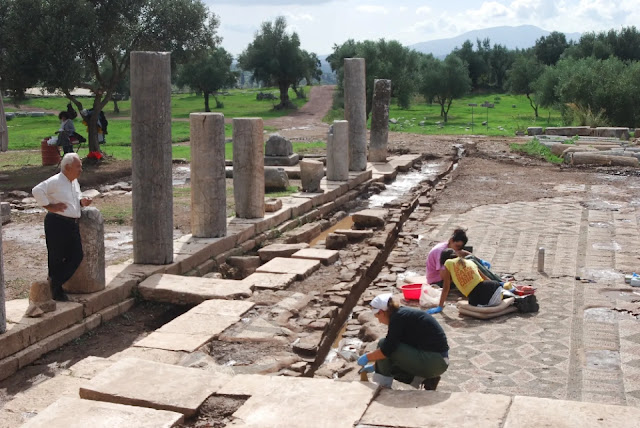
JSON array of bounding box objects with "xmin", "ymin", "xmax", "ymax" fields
[
  {"xmin": 421, "ymin": 376, "xmax": 441, "ymax": 391},
  {"xmin": 514, "ymin": 294, "xmax": 539, "ymax": 313}
]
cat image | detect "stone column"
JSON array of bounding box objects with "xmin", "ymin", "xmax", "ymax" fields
[
  {"xmin": 344, "ymin": 58, "xmax": 367, "ymax": 171},
  {"xmin": 0, "ymin": 219, "xmax": 5, "ymax": 334},
  {"xmin": 130, "ymin": 51, "xmax": 173, "ymax": 264},
  {"xmin": 233, "ymin": 118, "xmax": 264, "ymax": 218},
  {"xmin": 0, "ymin": 92, "xmax": 8, "ymax": 152},
  {"xmin": 190, "ymin": 113, "xmax": 227, "ymax": 237},
  {"xmin": 63, "ymin": 207, "xmax": 105, "ymax": 293},
  {"xmin": 326, "ymin": 120, "xmax": 349, "ymax": 181},
  {"xmin": 369, "ymin": 79, "xmax": 391, "ymax": 162}
]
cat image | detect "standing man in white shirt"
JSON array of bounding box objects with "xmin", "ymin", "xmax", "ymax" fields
[{"xmin": 32, "ymin": 153, "xmax": 92, "ymax": 301}]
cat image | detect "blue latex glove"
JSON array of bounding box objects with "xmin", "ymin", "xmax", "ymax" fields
[
  {"xmin": 358, "ymin": 363, "xmax": 375, "ymax": 374},
  {"xmin": 357, "ymin": 354, "xmax": 369, "ymax": 366},
  {"xmin": 426, "ymin": 306, "xmax": 443, "ymax": 315}
]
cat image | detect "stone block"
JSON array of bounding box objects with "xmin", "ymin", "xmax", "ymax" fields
[
  {"xmin": 291, "ymin": 248, "xmax": 339, "ymax": 265},
  {"xmin": 594, "ymin": 127, "xmax": 630, "ymax": 140},
  {"xmin": 219, "ymin": 317, "xmax": 292, "ymax": 344},
  {"xmin": 240, "ymin": 272, "xmax": 298, "ymax": 290},
  {"xmin": 361, "ymin": 390, "xmax": 511, "ymax": 427},
  {"xmin": 265, "ymin": 134, "xmax": 293, "ymax": 156},
  {"xmin": 503, "ymin": 396, "xmax": 640, "ymax": 427},
  {"xmin": 334, "ymin": 229, "xmax": 374, "ymax": 241},
  {"xmin": 21, "ymin": 397, "xmax": 184, "ymax": 428},
  {"xmin": 264, "ymin": 153, "xmax": 299, "ymax": 166},
  {"xmin": 227, "ymin": 256, "xmax": 261, "ymax": 271},
  {"xmin": 256, "ymin": 257, "xmax": 321, "ymax": 279},
  {"xmin": 264, "ymin": 167, "xmax": 290, "ymax": 190},
  {"xmin": 226, "ymin": 219, "xmax": 257, "ymax": 245},
  {"xmin": 3, "ymin": 372, "xmax": 87, "ymax": 416},
  {"xmin": 218, "ymin": 374, "xmax": 375, "ymax": 427},
  {"xmin": 69, "ymin": 274, "xmax": 136, "ymax": 317},
  {"xmin": 1, "ymin": 201, "xmax": 10, "ymax": 224},
  {"xmin": 139, "ymin": 274, "xmax": 252, "ymax": 305},
  {"xmin": 80, "ymin": 358, "xmax": 231, "ymax": 417},
  {"xmin": 300, "ymin": 159, "xmax": 325, "ymax": 193},
  {"xmin": 265, "ymin": 198, "xmax": 283, "ymax": 212},
  {"xmin": 347, "ymin": 169, "xmax": 373, "ymax": 189},
  {"xmin": 326, "ymin": 233, "xmax": 348, "ymax": 250},
  {"xmin": 352, "ymin": 209, "xmax": 387, "ymax": 228},
  {"xmin": 527, "ymin": 127, "xmax": 543, "ymax": 136},
  {"xmin": 63, "ymin": 207, "xmax": 106, "ymax": 293},
  {"xmin": 284, "ymin": 222, "xmax": 322, "ymax": 244},
  {"xmin": 280, "ymin": 196, "xmax": 314, "ymax": 218}
]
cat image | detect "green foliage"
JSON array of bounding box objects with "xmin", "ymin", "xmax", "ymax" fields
[
  {"xmin": 510, "ymin": 138, "xmax": 564, "ymax": 164},
  {"xmin": 506, "ymin": 55, "xmax": 545, "ymax": 118},
  {"xmin": 327, "ymin": 39, "xmax": 423, "ymax": 114},
  {"xmin": 0, "ymin": 0, "xmax": 220, "ymax": 152},
  {"xmin": 176, "ymin": 47, "xmax": 238, "ymax": 112},
  {"xmin": 534, "ymin": 31, "xmax": 569, "ymax": 65},
  {"xmin": 266, "ymin": 186, "xmax": 298, "ymax": 197},
  {"xmin": 565, "ymin": 26, "xmax": 640, "ymax": 62},
  {"xmin": 536, "ymin": 56, "xmax": 640, "ymax": 127},
  {"xmin": 451, "ymin": 38, "xmax": 516, "ymax": 91},
  {"xmin": 419, "ymin": 54, "xmax": 471, "ymax": 122},
  {"xmin": 237, "ymin": 16, "xmax": 321, "ymax": 109},
  {"xmin": 564, "ymin": 104, "xmax": 610, "ymax": 127}
]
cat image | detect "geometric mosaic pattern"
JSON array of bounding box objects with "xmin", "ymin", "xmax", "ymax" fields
[{"xmin": 401, "ymin": 184, "xmax": 640, "ymax": 407}]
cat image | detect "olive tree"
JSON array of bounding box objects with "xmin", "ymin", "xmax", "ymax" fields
[
  {"xmin": 419, "ymin": 54, "xmax": 471, "ymax": 123},
  {"xmin": 0, "ymin": 0, "xmax": 220, "ymax": 153}
]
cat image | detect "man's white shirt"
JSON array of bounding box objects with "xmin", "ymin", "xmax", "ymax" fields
[{"xmin": 32, "ymin": 173, "xmax": 82, "ymax": 218}]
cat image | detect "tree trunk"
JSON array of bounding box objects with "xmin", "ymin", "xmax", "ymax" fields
[
  {"xmin": 204, "ymin": 92, "xmax": 210, "ymax": 112},
  {"xmin": 277, "ymin": 82, "xmax": 293, "ymax": 109},
  {"xmin": 113, "ymin": 100, "xmax": 120, "ymax": 114},
  {"xmin": 526, "ymin": 93, "xmax": 539, "ymax": 118}
]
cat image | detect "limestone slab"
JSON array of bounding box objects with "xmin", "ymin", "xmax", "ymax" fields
[
  {"xmin": 503, "ymin": 396, "xmax": 640, "ymax": 427},
  {"xmin": 241, "ymin": 272, "xmax": 298, "ymax": 290},
  {"xmin": 256, "ymin": 257, "xmax": 321, "ymax": 279},
  {"xmin": 361, "ymin": 390, "xmax": 511, "ymax": 428},
  {"xmin": 134, "ymin": 299, "xmax": 254, "ymax": 352},
  {"xmin": 3, "ymin": 373, "xmax": 87, "ymax": 416},
  {"xmin": 79, "ymin": 358, "xmax": 231, "ymax": 417},
  {"xmin": 219, "ymin": 317, "xmax": 292, "ymax": 344},
  {"xmin": 258, "ymin": 243, "xmax": 310, "ymax": 262},
  {"xmin": 139, "ymin": 274, "xmax": 252, "ymax": 305},
  {"xmin": 352, "ymin": 209, "xmax": 387, "ymax": 228},
  {"xmin": 219, "ymin": 375, "xmax": 375, "ymax": 428},
  {"xmin": 21, "ymin": 397, "xmax": 184, "ymax": 428},
  {"xmin": 291, "ymin": 248, "xmax": 339, "ymax": 265}
]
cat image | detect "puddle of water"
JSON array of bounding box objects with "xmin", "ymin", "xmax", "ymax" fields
[
  {"xmin": 592, "ymin": 242, "xmax": 621, "ymax": 251},
  {"xmin": 309, "ymin": 216, "xmax": 354, "ymax": 247},
  {"xmin": 368, "ymin": 162, "xmax": 442, "ymax": 208}
]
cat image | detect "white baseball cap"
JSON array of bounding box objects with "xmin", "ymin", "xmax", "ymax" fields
[{"xmin": 370, "ymin": 293, "xmax": 392, "ymax": 314}]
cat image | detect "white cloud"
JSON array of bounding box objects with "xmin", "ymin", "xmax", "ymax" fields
[
  {"xmin": 283, "ymin": 12, "xmax": 314, "ymax": 22},
  {"xmin": 356, "ymin": 5, "xmax": 389, "ymax": 14},
  {"xmin": 416, "ymin": 6, "xmax": 431, "ymax": 15}
]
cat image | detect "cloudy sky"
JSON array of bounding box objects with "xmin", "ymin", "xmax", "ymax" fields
[{"xmin": 204, "ymin": 0, "xmax": 639, "ymax": 56}]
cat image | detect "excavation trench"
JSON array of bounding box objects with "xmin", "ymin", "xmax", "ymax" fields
[{"xmin": 304, "ymin": 146, "xmax": 465, "ymax": 377}]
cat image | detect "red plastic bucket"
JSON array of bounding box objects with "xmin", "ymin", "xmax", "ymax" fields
[{"xmin": 401, "ymin": 283, "xmax": 422, "ymax": 300}]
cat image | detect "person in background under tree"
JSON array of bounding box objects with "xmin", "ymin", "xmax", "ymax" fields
[
  {"xmin": 32, "ymin": 153, "xmax": 92, "ymax": 301},
  {"xmin": 357, "ymin": 293, "xmax": 449, "ymax": 390}
]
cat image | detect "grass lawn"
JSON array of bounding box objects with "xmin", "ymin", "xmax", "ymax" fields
[
  {"xmin": 4, "ymin": 86, "xmax": 309, "ymax": 119},
  {"xmin": 385, "ymin": 93, "xmax": 563, "ymax": 137}
]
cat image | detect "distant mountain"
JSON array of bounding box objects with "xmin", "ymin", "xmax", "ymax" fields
[
  {"xmin": 410, "ymin": 25, "xmax": 581, "ymax": 58},
  {"xmin": 318, "ymin": 55, "xmax": 336, "ymax": 85}
]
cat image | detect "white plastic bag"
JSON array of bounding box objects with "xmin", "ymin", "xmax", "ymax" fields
[
  {"xmin": 420, "ymin": 284, "xmax": 442, "ymax": 308},
  {"xmin": 47, "ymin": 136, "xmax": 58, "ymax": 146}
]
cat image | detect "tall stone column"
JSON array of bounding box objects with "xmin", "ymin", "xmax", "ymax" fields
[
  {"xmin": 233, "ymin": 118, "xmax": 264, "ymax": 218},
  {"xmin": 369, "ymin": 79, "xmax": 391, "ymax": 162},
  {"xmin": 326, "ymin": 120, "xmax": 349, "ymax": 181},
  {"xmin": 190, "ymin": 113, "xmax": 227, "ymax": 237},
  {"xmin": 0, "ymin": 219, "xmax": 5, "ymax": 334},
  {"xmin": 344, "ymin": 58, "xmax": 367, "ymax": 171},
  {"xmin": 63, "ymin": 207, "xmax": 105, "ymax": 293},
  {"xmin": 0, "ymin": 92, "xmax": 8, "ymax": 152},
  {"xmin": 130, "ymin": 51, "xmax": 173, "ymax": 264}
]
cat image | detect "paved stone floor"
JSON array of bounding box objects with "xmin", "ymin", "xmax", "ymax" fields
[{"xmin": 417, "ymin": 182, "xmax": 640, "ymax": 407}]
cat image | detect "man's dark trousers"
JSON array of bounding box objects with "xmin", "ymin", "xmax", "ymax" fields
[{"xmin": 45, "ymin": 212, "xmax": 83, "ymax": 298}]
